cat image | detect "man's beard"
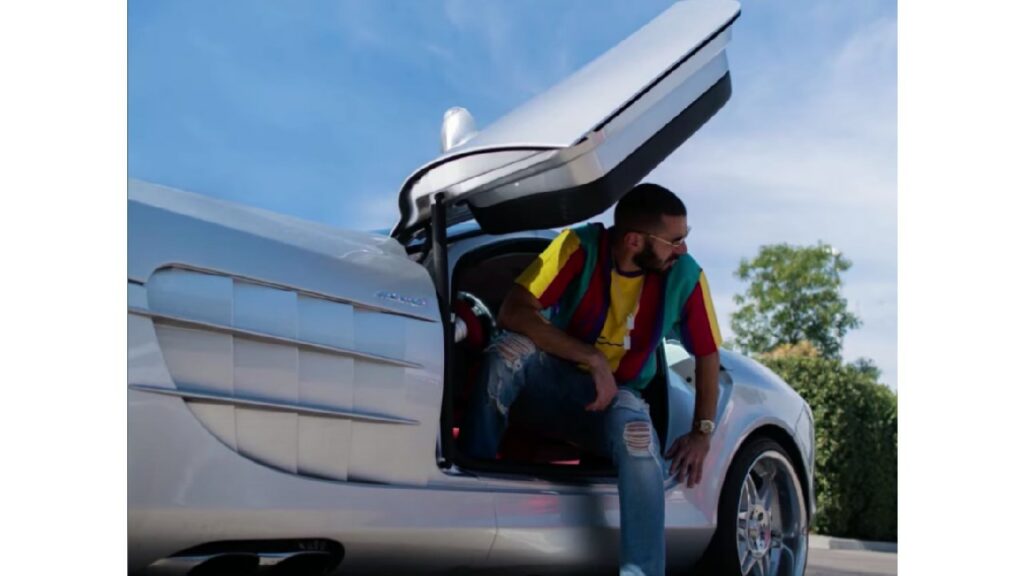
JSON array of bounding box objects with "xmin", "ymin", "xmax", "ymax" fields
[{"xmin": 633, "ymin": 242, "xmax": 678, "ymax": 273}]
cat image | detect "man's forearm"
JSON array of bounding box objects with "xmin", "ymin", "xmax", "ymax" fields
[
  {"xmin": 500, "ymin": 306, "xmax": 603, "ymax": 369},
  {"xmin": 497, "ymin": 285, "xmax": 604, "ymax": 369},
  {"xmin": 693, "ymin": 351, "xmax": 720, "ymax": 423}
]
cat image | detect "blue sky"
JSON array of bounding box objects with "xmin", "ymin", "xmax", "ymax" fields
[{"xmin": 128, "ymin": 0, "xmax": 897, "ymax": 388}]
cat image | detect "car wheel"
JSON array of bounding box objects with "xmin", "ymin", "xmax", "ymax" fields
[{"xmin": 697, "ymin": 437, "xmax": 809, "ymax": 576}]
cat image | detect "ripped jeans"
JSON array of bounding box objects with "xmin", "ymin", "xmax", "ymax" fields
[{"xmin": 459, "ymin": 331, "xmax": 668, "ymax": 576}]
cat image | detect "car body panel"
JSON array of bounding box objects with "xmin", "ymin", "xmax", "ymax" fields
[
  {"xmin": 129, "ymin": 181, "xmax": 437, "ymax": 322},
  {"xmin": 129, "ymin": 181, "xmax": 445, "ymax": 487},
  {"xmin": 129, "ymin": 195, "xmax": 813, "ymax": 573},
  {"xmin": 717, "ymin": 350, "xmax": 817, "ymax": 517},
  {"xmin": 128, "ymin": 386, "xmax": 498, "ymax": 574},
  {"xmin": 394, "ymin": 0, "xmax": 741, "ymax": 238}
]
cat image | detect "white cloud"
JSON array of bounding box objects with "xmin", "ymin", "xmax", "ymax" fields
[
  {"xmin": 440, "ymin": 0, "xmax": 573, "ymax": 100},
  {"xmin": 649, "ymin": 13, "xmax": 897, "ymax": 387}
]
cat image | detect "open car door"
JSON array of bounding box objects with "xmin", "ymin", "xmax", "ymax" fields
[{"xmin": 393, "ymin": 0, "xmax": 741, "ymax": 243}]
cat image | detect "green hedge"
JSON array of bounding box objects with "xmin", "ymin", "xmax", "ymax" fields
[{"xmin": 760, "ymin": 356, "xmax": 898, "ymax": 542}]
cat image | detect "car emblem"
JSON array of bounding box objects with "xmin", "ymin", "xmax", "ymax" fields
[{"xmin": 375, "ymin": 290, "xmax": 428, "ymax": 308}]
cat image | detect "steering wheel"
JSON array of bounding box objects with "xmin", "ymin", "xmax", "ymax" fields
[{"xmin": 452, "ymin": 291, "xmax": 496, "ymax": 350}]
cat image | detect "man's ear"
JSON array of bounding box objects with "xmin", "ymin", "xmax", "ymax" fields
[{"xmin": 623, "ymin": 230, "xmax": 645, "ymax": 251}]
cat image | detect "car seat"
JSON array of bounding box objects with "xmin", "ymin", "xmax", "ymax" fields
[{"xmin": 450, "ymin": 292, "xmax": 583, "ymax": 465}]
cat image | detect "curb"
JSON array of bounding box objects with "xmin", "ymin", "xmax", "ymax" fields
[{"xmin": 809, "ymin": 534, "xmax": 897, "ymax": 554}]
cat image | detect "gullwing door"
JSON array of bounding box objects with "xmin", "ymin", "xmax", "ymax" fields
[{"xmin": 393, "ymin": 0, "xmax": 740, "ymax": 241}]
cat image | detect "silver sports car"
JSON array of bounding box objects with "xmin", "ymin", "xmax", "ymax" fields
[{"xmin": 128, "ymin": 1, "xmax": 815, "ymax": 574}]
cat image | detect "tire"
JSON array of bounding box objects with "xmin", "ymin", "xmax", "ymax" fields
[{"xmin": 695, "ymin": 437, "xmax": 809, "ymax": 576}]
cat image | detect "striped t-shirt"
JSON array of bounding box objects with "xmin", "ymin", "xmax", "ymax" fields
[{"xmin": 515, "ymin": 226, "xmax": 721, "ymax": 384}]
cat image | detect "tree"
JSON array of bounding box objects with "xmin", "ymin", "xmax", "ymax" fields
[
  {"xmin": 761, "ymin": 355, "xmax": 897, "ymax": 541},
  {"xmin": 731, "ymin": 242, "xmax": 861, "ymax": 359},
  {"xmin": 850, "ymin": 357, "xmax": 882, "ymax": 380}
]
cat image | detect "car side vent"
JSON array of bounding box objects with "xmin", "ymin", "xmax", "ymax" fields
[{"xmin": 131, "ymin": 266, "xmax": 443, "ymax": 485}]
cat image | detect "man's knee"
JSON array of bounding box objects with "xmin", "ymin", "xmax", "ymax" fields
[
  {"xmin": 623, "ymin": 421, "xmax": 654, "ymax": 458},
  {"xmin": 483, "ymin": 332, "xmax": 537, "ymax": 416},
  {"xmin": 488, "ymin": 331, "xmax": 537, "ymax": 371}
]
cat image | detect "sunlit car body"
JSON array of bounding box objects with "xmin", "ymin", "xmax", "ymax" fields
[{"xmin": 128, "ymin": 2, "xmax": 814, "ymax": 574}]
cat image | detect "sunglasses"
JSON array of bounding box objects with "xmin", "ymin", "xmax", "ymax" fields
[{"xmin": 636, "ymin": 226, "xmax": 691, "ymax": 248}]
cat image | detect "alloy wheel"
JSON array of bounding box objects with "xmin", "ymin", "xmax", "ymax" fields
[{"xmin": 734, "ymin": 450, "xmax": 808, "ymax": 576}]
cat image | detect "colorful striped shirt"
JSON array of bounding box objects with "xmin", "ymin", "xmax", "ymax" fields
[{"xmin": 515, "ymin": 224, "xmax": 721, "ymax": 390}]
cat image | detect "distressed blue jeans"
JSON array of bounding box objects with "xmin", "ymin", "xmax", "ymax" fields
[{"xmin": 459, "ymin": 331, "xmax": 668, "ymax": 576}]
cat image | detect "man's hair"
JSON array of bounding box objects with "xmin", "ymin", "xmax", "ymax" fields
[{"xmin": 614, "ymin": 183, "xmax": 687, "ymax": 232}]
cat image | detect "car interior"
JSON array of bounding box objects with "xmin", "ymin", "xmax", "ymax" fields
[{"xmin": 445, "ymin": 237, "xmax": 673, "ymax": 479}]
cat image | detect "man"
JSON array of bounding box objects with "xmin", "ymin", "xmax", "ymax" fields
[{"xmin": 460, "ymin": 183, "xmax": 721, "ymax": 576}]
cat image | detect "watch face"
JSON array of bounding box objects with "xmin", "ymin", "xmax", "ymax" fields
[{"xmin": 699, "ymin": 420, "xmax": 714, "ymax": 434}]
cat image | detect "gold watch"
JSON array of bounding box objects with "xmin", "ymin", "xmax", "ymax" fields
[{"xmin": 694, "ymin": 419, "xmax": 715, "ymax": 435}]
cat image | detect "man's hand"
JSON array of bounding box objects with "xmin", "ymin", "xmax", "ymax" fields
[
  {"xmin": 665, "ymin": 432, "xmax": 711, "ymax": 488},
  {"xmin": 584, "ymin": 353, "xmax": 617, "ymax": 411}
]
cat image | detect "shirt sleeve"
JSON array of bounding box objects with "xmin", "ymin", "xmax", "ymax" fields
[
  {"xmin": 514, "ymin": 228, "xmax": 586, "ymax": 308},
  {"xmin": 679, "ymin": 270, "xmax": 723, "ymax": 356}
]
